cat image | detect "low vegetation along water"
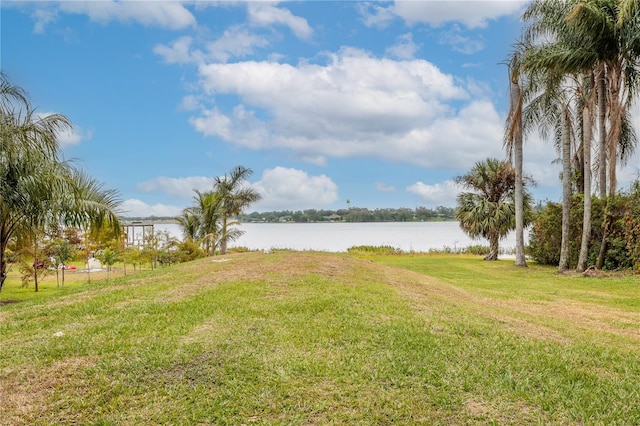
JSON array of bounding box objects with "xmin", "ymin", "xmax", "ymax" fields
[{"xmin": 1, "ymin": 251, "xmax": 638, "ymax": 424}]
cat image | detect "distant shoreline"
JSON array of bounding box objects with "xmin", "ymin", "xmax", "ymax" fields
[
  {"xmin": 124, "ymin": 218, "xmax": 457, "ymax": 225},
  {"xmin": 121, "ymin": 218, "xmax": 179, "ymax": 225}
]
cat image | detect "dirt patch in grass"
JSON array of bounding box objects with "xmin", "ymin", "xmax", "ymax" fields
[{"xmin": 0, "ymin": 356, "xmax": 98, "ymax": 425}]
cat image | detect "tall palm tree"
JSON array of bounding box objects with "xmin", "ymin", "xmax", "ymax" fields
[
  {"xmin": 0, "ymin": 74, "xmax": 121, "ymax": 291},
  {"xmin": 455, "ymin": 158, "xmax": 532, "ymax": 261},
  {"xmin": 577, "ymin": 71, "xmax": 597, "ymax": 272},
  {"xmin": 213, "ymin": 166, "xmax": 262, "ymax": 255},
  {"xmin": 504, "ymin": 48, "xmax": 528, "ymax": 267},
  {"xmin": 516, "ymin": 27, "xmax": 582, "ymax": 271}
]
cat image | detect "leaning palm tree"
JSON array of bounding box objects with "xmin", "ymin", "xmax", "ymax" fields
[
  {"xmin": 213, "ymin": 166, "xmax": 262, "ymax": 255},
  {"xmin": 455, "ymin": 158, "xmax": 532, "ymax": 261},
  {"xmin": 0, "ymin": 74, "xmax": 121, "ymax": 291}
]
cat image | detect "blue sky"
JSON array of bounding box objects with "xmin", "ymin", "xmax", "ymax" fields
[{"xmin": 3, "ymin": 1, "xmax": 639, "ymax": 217}]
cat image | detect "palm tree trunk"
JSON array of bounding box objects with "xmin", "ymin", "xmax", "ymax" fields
[
  {"xmin": 597, "ymin": 65, "xmax": 607, "ymax": 198},
  {"xmin": 597, "ymin": 63, "xmax": 623, "ymax": 270},
  {"xmin": 33, "ymin": 238, "xmax": 39, "ymax": 292},
  {"xmin": 0, "ymin": 247, "xmax": 6, "ymax": 293},
  {"xmin": 485, "ymin": 233, "xmax": 499, "ymax": 261},
  {"xmin": 577, "ymin": 103, "xmax": 592, "ymax": 272},
  {"xmin": 512, "ymin": 80, "xmax": 527, "ymax": 267},
  {"xmin": 220, "ymin": 218, "xmax": 228, "ymax": 255},
  {"xmin": 559, "ymin": 107, "xmax": 572, "ymax": 272}
]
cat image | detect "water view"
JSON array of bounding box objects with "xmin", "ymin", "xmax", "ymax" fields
[{"xmin": 155, "ymin": 221, "xmax": 525, "ymax": 254}]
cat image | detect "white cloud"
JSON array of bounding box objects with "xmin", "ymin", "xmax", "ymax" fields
[
  {"xmin": 154, "ymin": 36, "xmax": 200, "ymax": 64},
  {"xmin": 358, "ymin": 0, "xmax": 526, "ymax": 29},
  {"xmin": 439, "ymin": 26, "xmax": 485, "ymax": 54},
  {"xmin": 58, "ymin": 127, "xmax": 92, "ymax": 148},
  {"xmin": 392, "ymin": 1, "xmax": 526, "ymax": 28},
  {"xmin": 23, "ymin": 1, "xmax": 196, "ymax": 32},
  {"xmin": 376, "ymin": 182, "xmax": 396, "ymax": 193},
  {"xmin": 206, "ymin": 26, "xmax": 270, "ymax": 62},
  {"xmin": 137, "ymin": 176, "xmax": 214, "ymax": 198},
  {"xmin": 356, "ymin": 2, "xmax": 397, "ymax": 28},
  {"xmin": 251, "ymin": 167, "xmax": 339, "ymax": 211},
  {"xmin": 154, "ymin": 27, "xmax": 270, "ymax": 65},
  {"xmin": 406, "ymin": 180, "xmax": 463, "ymax": 207},
  {"xmin": 191, "ymin": 48, "xmax": 501, "ymax": 169},
  {"xmin": 247, "ymin": 2, "xmax": 313, "ymax": 40},
  {"xmin": 57, "ymin": 1, "xmax": 196, "ymax": 30},
  {"xmin": 31, "ymin": 7, "xmax": 57, "ymax": 34},
  {"xmin": 38, "ymin": 112, "xmax": 92, "ymax": 147},
  {"xmin": 120, "ymin": 199, "xmax": 183, "ymax": 218},
  {"xmin": 179, "ymin": 95, "xmax": 202, "ymax": 111},
  {"xmin": 386, "ymin": 33, "xmax": 420, "ymax": 60}
]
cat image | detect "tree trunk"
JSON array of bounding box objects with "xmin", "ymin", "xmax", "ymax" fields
[
  {"xmin": 597, "ymin": 63, "xmax": 622, "ymax": 270},
  {"xmin": 485, "ymin": 234, "xmax": 499, "ymax": 261},
  {"xmin": 559, "ymin": 107, "xmax": 572, "ymax": 272},
  {"xmin": 0, "ymin": 248, "xmax": 6, "ymax": 293},
  {"xmin": 33, "ymin": 239, "xmax": 39, "ymax": 293},
  {"xmin": 577, "ymin": 103, "xmax": 593, "ymax": 272},
  {"xmin": 597, "ymin": 65, "xmax": 607, "ymax": 197},
  {"xmin": 512, "ymin": 80, "xmax": 527, "ymax": 267},
  {"xmin": 220, "ymin": 219, "xmax": 228, "ymax": 255},
  {"xmin": 606, "ymin": 62, "xmax": 623, "ymax": 199}
]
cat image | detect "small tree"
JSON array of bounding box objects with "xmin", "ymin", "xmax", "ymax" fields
[
  {"xmin": 98, "ymin": 248, "xmax": 119, "ymax": 280},
  {"xmin": 50, "ymin": 239, "xmax": 76, "ymax": 288},
  {"xmin": 455, "ymin": 158, "xmax": 533, "ymax": 260}
]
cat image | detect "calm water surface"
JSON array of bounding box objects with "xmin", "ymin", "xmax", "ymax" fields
[{"xmin": 156, "ymin": 222, "xmax": 525, "ymax": 254}]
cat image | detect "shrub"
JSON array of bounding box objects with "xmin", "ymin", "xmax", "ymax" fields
[
  {"xmin": 347, "ymin": 245, "xmax": 404, "ymax": 255},
  {"xmin": 529, "ymin": 185, "xmax": 640, "ymax": 270}
]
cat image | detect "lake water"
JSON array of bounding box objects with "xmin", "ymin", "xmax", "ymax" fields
[{"xmin": 155, "ymin": 222, "xmax": 525, "ymax": 254}]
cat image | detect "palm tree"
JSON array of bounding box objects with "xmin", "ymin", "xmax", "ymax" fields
[
  {"xmin": 520, "ymin": 0, "xmax": 640, "ymax": 270},
  {"xmin": 455, "ymin": 158, "xmax": 531, "ymax": 261},
  {"xmin": 182, "ymin": 189, "xmax": 221, "ymax": 255},
  {"xmin": 176, "ymin": 209, "xmax": 201, "ymax": 242},
  {"xmin": 504, "ymin": 48, "xmax": 528, "ymax": 267},
  {"xmin": 0, "ymin": 74, "xmax": 121, "ymax": 291},
  {"xmin": 577, "ymin": 72, "xmax": 597, "ymax": 272},
  {"xmin": 563, "ymin": 0, "xmax": 640, "ymax": 268},
  {"xmin": 213, "ymin": 166, "xmax": 262, "ymax": 255}
]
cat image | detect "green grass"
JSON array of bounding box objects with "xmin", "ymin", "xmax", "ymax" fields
[{"xmin": 1, "ymin": 252, "xmax": 639, "ymax": 424}]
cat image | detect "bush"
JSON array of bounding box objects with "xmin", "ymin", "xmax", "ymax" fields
[
  {"xmin": 347, "ymin": 245, "xmax": 404, "ymax": 255},
  {"xmin": 463, "ymin": 245, "xmax": 491, "ymax": 256},
  {"xmin": 529, "ymin": 185, "xmax": 640, "ymax": 270}
]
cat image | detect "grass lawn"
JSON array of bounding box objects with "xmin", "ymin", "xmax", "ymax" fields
[{"xmin": 1, "ymin": 251, "xmax": 639, "ymax": 425}]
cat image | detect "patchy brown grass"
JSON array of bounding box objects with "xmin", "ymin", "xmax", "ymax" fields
[{"xmin": 0, "ymin": 356, "xmax": 98, "ymax": 425}]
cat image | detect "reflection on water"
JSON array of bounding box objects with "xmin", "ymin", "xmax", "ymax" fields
[{"xmin": 156, "ymin": 221, "xmax": 527, "ymax": 254}]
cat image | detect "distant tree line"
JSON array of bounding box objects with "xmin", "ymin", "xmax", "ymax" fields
[{"xmin": 238, "ymin": 206, "xmax": 455, "ymax": 223}]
